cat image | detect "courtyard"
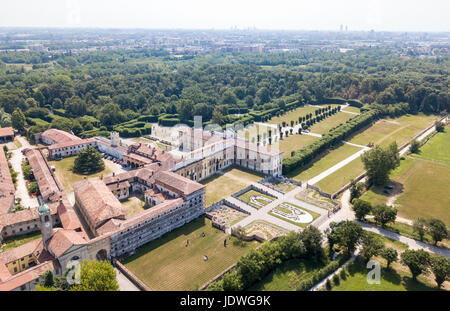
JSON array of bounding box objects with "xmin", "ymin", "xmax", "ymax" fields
[
  {"xmin": 200, "ymin": 166, "xmax": 265, "ymax": 207},
  {"xmin": 123, "ymin": 216, "xmax": 259, "ymax": 291}
]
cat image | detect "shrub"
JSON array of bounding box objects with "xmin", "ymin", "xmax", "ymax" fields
[
  {"xmin": 325, "ymin": 279, "xmax": 332, "ymax": 290},
  {"xmin": 332, "ymin": 274, "xmax": 340, "ymax": 286}
]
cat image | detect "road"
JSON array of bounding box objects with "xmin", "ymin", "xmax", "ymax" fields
[{"xmin": 9, "ymin": 136, "xmax": 39, "ymax": 209}]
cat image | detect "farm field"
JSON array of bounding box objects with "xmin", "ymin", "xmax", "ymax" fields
[
  {"xmin": 286, "ymin": 143, "xmax": 362, "ymax": 182},
  {"xmin": 123, "ymin": 217, "xmax": 259, "ymax": 291},
  {"xmin": 308, "ymin": 112, "xmax": 354, "ymax": 134},
  {"xmin": 315, "ymin": 157, "xmax": 365, "ymax": 194},
  {"xmin": 278, "ymin": 133, "xmax": 319, "ymax": 158},
  {"xmin": 200, "ymin": 167, "xmax": 264, "ymax": 207},
  {"xmin": 49, "ymin": 156, "xmax": 114, "ymax": 193}
]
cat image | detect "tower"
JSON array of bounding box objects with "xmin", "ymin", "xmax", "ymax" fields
[
  {"xmin": 111, "ymin": 131, "xmax": 121, "ymax": 147},
  {"xmin": 38, "ymin": 204, "xmax": 53, "ymax": 248}
]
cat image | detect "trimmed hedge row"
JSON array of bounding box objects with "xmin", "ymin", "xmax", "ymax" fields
[
  {"xmin": 325, "ymin": 97, "xmax": 364, "ymax": 108},
  {"xmin": 283, "ymin": 109, "xmax": 381, "ymax": 174},
  {"xmin": 296, "ymin": 255, "xmax": 349, "ymax": 291}
]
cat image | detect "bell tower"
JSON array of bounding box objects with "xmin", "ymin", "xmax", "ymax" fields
[{"xmin": 38, "ymin": 204, "xmax": 53, "ymax": 249}]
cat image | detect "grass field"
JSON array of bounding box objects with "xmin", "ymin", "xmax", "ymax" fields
[
  {"xmin": 349, "ymin": 114, "xmax": 438, "ymax": 148},
  {"xmin": 413, "ymin": 128, "xmax": 450, "ymax": 165},
  {"xmin": 123, "ymin": 217, "xmax": 260, "ymax": 290},
  {"xmin": 278, "ymin": 134, "xmax": 319, "ymax": 158},
  {"xmin": 286, "ymin": 143, "xmax": 362, "ymax": 182},
  {"xmin": 315, "ymin": 157, "xmax": 365, "ymax": 194},
  {"xmin": 309, "ymin": 112, "xmax": 354, "ymax": 134},
  {"xmin": 331, "ymin": 260, "xmax": 441, "ymax": 291},
  {"xmin": 249, "ymin": 258, "xmax": 327, "ymax": 291},
  {"xmin": 331, "ymin": 234, "xmax": 447, "ymax": 291},
  {"xmin": 267, "ymin": 106, "xmax": 318, "ymax": 126},
  {"xmin": 1, "ymin": 231, "xmax": 42, "ymax": 252},
  {"xmin": 49, "ymin": 156, "xmax": 114, "ymax": 192},
  {"xmin": 237, "ymin": 189, "xmax": 275, "ymax": 209},
  {"xmin": 393, "ymin": 157, "xmax": 450, "ymax": 225},
  {"xmin": 341, "ymin": 106, "xmax": 361, "ymax": 113},
  {"xmin": 200, "ymin": 167, "xmax": 265, "ymax": 207}
]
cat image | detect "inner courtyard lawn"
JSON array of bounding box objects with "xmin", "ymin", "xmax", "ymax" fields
[
  {"xmin": 278, "ymin": 134, "xmax": 319, "ymax": 158},
  {"xmin": 308, "ymin": 112, "xmax": 354, "ymax": 134},
  {"xmin": 200, "ymin": 167, "xmax": 265, "ymax": 207},
  {"xmin": 286, "ymin": 143, "xmax": 362, "ymax": 182},
  {"xmin": 315, "ymin": 157, "xmax": 365, "ymax": 194},
  {"xmin": 49, "ymin": 156, "xmax": 113, "ymax": 192},
  {"xmin": 1, "ymin": 231, "xmax": 42, "ymax": 252},
  {"xmin": 123, "ymin": 216, "xmax": 260, "ymax": 291},
  {"xmin": 121, "ymin": 196, "xmax": 146, "ymax": 218}
]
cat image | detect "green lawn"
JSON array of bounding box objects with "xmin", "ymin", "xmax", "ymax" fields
[
  {"xmin": 267, "ymin": 106, "xmax": 319, "ymax": 126},
  {"xmin": 309, "ymin": 112, "xmax": 354, "ymax": 134},
  {"xmin": 331, "ymin": 260, "xmax": 440, "ymax": 291},
  {"xmin": 1, "ymin": 231, "xmax": 42, "ymax": 252},
  {"xmin": 123, "ymin": 217, "xmax": 259, "ymax": 290},
  {"xmin": 349, "ymin": 114, "xmax": 438, "ymax": 148},
  {"xmin": 249, "ymin": 258, "xmax": 328, "ymax": 291},
  {"xmin": 278, "ymin": 134, "xmax": 319, "ymax": 158},
  {"xmin": 121, "ymin": 197, "xmax": 146, "ymax": 218},
  {"xmin": 331, "ymin": 234, "xmax": 446, "ymax": 291},
  {"xmin": 315, "ymin": 157, "xmax": 365, "ymax": 194},
  {"xmin": 341, "ymin": 106, "xmax": 361, "ymax": 113},
  {"xmin": 237, "ymin": 189, "xmax": 275, "ymax": 209},
  {"xmin": 413, "ymin": 128, "xmax": 450, "ymax": 165},
  {"xmin": 286, "ymin": 143, "xmax": 362, "ymax": 182},
  {"xmin": 49, "ymin": 156, "xmax": 113, "ymax": 192},
  {"xmin": 200, "ymin": 167, "xmax": 265, "ymax": 207}
]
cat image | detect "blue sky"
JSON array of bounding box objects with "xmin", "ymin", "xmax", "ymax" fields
[{"xmin": 0, "ymin": 0, "xmax": 449, "ymax": 32}]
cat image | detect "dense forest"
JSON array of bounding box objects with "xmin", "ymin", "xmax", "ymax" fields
[{"xmin": 0, "ymin": 47, "xmax": 448, "ymax": 140}]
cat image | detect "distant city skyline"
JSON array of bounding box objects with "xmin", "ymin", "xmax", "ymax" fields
[{"xmin": 0, "ymin": 0, "xmax": 449, "ymax": 32}]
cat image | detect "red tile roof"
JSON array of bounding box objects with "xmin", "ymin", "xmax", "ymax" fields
[
  {"xmin": 73, "ymin": 178, "xmax": 125, "ymax": 230},
  {"xmin": 0, "ymin": 127, "xmax": 14, "ymax": 138},
  {"xmin": 0, "ymin": 147, "xmax": 14, "ymax": 215},
  {"xmin": 155, "ymin": 171, "xmax": 204, "ymax": 197},
  {"xmin": 41, "ymin": 129, "xmax": 81, "ymax": 144},
  {"xmin": 47, "ymin": 229, "xmax": 87, "ymax": 257}
]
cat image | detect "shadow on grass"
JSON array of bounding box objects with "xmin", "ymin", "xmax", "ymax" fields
[{"xmin": 368, "ymin": 180, "xmax": 404, "ymax": 200}]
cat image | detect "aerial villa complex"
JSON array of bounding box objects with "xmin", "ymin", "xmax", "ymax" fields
[{"xmin": 0, "ymin": 126, "xmax": 283, "ymax": 290}]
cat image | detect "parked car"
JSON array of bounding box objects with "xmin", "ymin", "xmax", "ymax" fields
[
  {"xmin": 383, "ymin": 190, "xmax": 390, "ymax": 195},
  {"xmin": 384, "ymin": 185, "xmax": 393, "ymax": 190},
  {"xmin": 121, "ymin": 163, "xmax": 127, "ymax": 168}
]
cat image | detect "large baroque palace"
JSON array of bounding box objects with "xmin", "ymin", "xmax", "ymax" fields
[{"xmin": 0, "ymin": 126, "xmax": 283, "ymax": 290}]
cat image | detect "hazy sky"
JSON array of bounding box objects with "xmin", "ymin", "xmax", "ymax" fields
[{"xmin": 1, "ymin": 0, "xmax": 449, "ymax": 32}]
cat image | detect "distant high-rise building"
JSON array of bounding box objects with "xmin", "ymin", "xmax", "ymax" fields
[{"xmin": 340, "ymin": 24, "xmax": 344, "ymax": 32}]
